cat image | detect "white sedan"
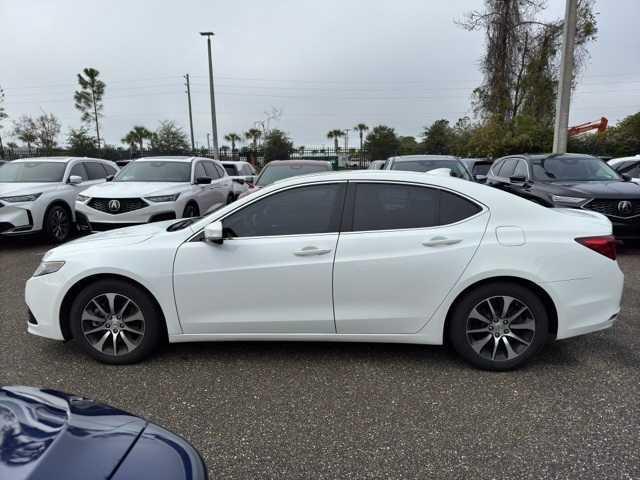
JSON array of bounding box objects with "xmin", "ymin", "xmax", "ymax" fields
[
  {"xmin": 26, "ymin": 170, "xmax": 623, "ymax": 370},
  {"xmin": 75, "ymin": 156, "xmax": 233, "ymax": 231}
]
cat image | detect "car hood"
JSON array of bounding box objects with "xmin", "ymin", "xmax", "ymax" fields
[
  {"xmin": 82, "ymin": 182, "xmax": 187, "ymax": 198},
  {"xmin": 549, "ymin": 180, "xmax": 640, "ymax": 199},
  {"xmin": 0, "ymin": 183, "xmax": 61, "ymax": 197},
  {"xmin": 0, "ymin": 386, "xmax": 206, "ymax": 480}
]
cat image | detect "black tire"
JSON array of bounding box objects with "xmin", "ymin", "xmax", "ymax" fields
[
  {"xmin": 69, "ymin": 279, "xmax": 164, "ymax": 365},
  {"xmin": 43, "ymin": 204, "xmax": 73, "ymax": 243},
  {"xmin": 448, "ymin": 282, "xmax": 548, "ymax": 371},
  {"xmin": 182, "ymin": 202, "xmax": 200, "ymax": 218}
]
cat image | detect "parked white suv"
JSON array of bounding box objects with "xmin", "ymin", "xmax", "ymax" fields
[
  {"xmin": 0, "ymin": 157, "xmax": 118, "ymax": 242},
  {"xmin": 75, "ymin": 156, "xmax": 233, "ymax": 231},
  {"xmin": 221, "ymin": 161, "xmax": 256, "ymax": 199}
]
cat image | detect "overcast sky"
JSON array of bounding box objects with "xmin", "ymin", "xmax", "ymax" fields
[{"xmin": 2, "ymin": 0, "xmax": 639, "ymax": 149}]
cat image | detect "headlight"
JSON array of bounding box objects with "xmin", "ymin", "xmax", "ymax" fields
[
  {"xmin": 33, "ymin": 261, "xmax": 65, "ymax": 277},
  {"xmin": 0, "ymin": 193, "xmax": 42, "ymax": 203},
  {"xmin": 76, "ymin": 194, "xmax": 90, "ymax": 203},
  {"xmin": 145, "ymin": 194, "xmax": 180, "ymax": 203},
  {"xmin": 551, "ymin": 195, "xmax": 589, "ymax": 206}
]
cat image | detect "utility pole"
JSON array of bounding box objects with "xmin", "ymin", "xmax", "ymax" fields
[
  {"xmin": 184, "ymin": 74, "xmax": 195, "ymax": 151},
  {"xmin": 200, "ymin": 32, "xmax": 219, "ymax": 159},
  {"xmin": 552, "ymin": 0, "xmax": 578, "ymax": 154}
]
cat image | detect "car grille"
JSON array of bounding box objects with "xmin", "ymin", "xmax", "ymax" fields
[
  {"xmin": 583, "ymin": 199, "xmax": 640, "ymax": 219},
  {"xmin": 87, "ymin": 198, "xmax": 148, "ymax": 215}
]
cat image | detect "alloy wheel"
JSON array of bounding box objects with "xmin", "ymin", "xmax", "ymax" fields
[
  {"xmin": 465, "ymin": 295, "xmax": 536, "ymax": 362},
  {"xmin": 81, "ymin": 293, "xmax": 146, "ymax": 356},
  {"xmin": 49, "ymin": 208, "xmax": 70, "ymax": 241}
]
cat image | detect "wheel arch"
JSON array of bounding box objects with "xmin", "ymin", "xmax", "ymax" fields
[
  {"xmin": 443, "ymin": 275, "xmax": 558, "ymax": 342},
  {"xmin": 45, "ymin": 199, "xmax": 75, "ymax": 222},
  {"xmin": 59, "ymin": 273, "xmax": 168, "ymax": 342}
]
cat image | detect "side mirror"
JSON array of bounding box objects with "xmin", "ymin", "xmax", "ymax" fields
[
  {"xmin": 195, "ymin": 176, "xmax": 212, "ymax": 185},
  {"xmin": 204, "ymin": 221, "xmax": 223, "ymax": 244},
  {"xmin": 474, "ymin": 174, "xmax": 487, "ymax": 183},
  {"xmin": 106, "ymin": 175, "xmax": 114, "ymax": 182},
  {"xmin": 509, "ymin": 175, "xmax": 527, "ymax": 184},
  {"xmin": 232, "ymin": 178, "xmax": 245, "ymax": 185},
  {"xmin": 68, "ymin": 175, "xmax": 83, "ymax": 185},
  {"xmin": 622, "ymin": 173, "xmax": 632, "ymax": 182}
]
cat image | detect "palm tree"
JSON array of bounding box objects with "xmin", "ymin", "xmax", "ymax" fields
[
  {"xmin": 327, "ymin": 129, "xmax": 344, "ymax": 152},
  {"xmin": 353, "ymin": 123, "xmax": 369, "ymax": 151},
  {"xmin": 121, "ymin": 126, "xmax": 152, "ymax": 152},
  {"xmin": 244, "ymin": 128, "xmax": 262, "ymax": 149},
  {"xmin": 224, "ymin": 133, "xmax": 242, "ymax": 156}
]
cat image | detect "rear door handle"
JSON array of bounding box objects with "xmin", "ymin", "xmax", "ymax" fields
[
  {"xmin": 294, "ymin": 246, "xmax": 332, "ymax": 257},
  {"xmin": 422, "ymin": 236, "xmax": 462, "ymax": 247}
]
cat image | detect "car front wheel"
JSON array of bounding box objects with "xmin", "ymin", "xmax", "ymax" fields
[
  {"xmin": 448, "ymin": 282, "xmax": 548, "ymax": 371},
  {"xmin": 43, "ymin": 205, "xmax": 72, "ymax": 243}
]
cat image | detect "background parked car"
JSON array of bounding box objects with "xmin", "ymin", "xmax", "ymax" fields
[
  {"xmin": 384, "ymin": 155, "xmax": 473, "ymax": 180},
  {"xmin": 76, "ymin": 156, "xmax": 233, "ymax": 231},
  {"xmin": 0, "ymin": 385, "xmax": 207, "ymax": 480},
  {"xmin": 0, "ymin": 157, "xmax": 118, "ymax": 242},
  {"xmin": 461, "ymin": 158, "xmax": 493, "ymax": 182},
  {"xmin": 222, "ymin": 160, "xmax": 257, "ymax": 200},
  {"xmin": 368, "ymin": 160, "xmax": 386, "ymax": 170},
  {"xmin": 609, "ymin": 155, "xmax": 640, "ymax": 183},
  {"xmin": 487, "ymin": 153, "xmax": 640, "ymax": 239},
  {"xmin": 239, "ymin": 159, "xmax": 332, "ymax": 198}
]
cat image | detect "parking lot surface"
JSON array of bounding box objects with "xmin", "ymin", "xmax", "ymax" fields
[{"xmin": 1, "ymin": 238, "xmax": 639, "ymax": 479}]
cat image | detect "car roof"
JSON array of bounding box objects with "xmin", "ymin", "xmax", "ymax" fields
[
  {"xmin": 506, "ymin": 153, "xmax": 600, "ymax": 162},
  {"xmin": 12, "ymin": 157, "xmax": 76, "ymax": 163},
  {"xmin": 389, "ymin": 155, "xmax": 458, "ymax": 162},
  {"xmin": 221, "ymin": 160, "xmax": 249, "ymax": 165},
  {"xmin": 135, "ymin": 156, "xmax": 209, "ymax": 163},
  {"xmin": 266, "ymin": 160, "xmax": 331, "ymax": 166}
]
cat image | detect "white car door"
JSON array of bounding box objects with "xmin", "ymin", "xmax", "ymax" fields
[
  {"xmin": 173, "ymin": 182, "xmax": 346, "ymax": 334},
  {"xmin": 191, "ymin": 161, "xmax": 218, "ymax": 214},
  {"xmin": 333, "ymin": 181, "xmax": 489, "ymax": 334}
]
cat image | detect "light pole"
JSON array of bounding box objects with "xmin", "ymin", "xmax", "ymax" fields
[
  {"xmin": 200, "ymin": 32, "xmax": 219, "ymax": 159},
  {"xmin": 552, "ymin": 0, "xmax": 578, "ymax": 154},
  {"xmin": 206, "ymin": 133, "xmax": 211, "ymax": 154}
]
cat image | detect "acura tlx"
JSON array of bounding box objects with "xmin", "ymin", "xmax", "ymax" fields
[{"xmin": 25, "ymin": 170, "xmax": 623, "ymax": 370}]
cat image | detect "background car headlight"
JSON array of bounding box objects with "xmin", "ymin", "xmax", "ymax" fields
[
  {"xmin": 32, "ymin": 261, "xmax": 65, "ymax": 277},
  {"xmin": 76, "ymin": 194, "xmax": 90, "ymax": 203},
  {"xmin": 551, "ymin": 195, "xmax": 589, "ymax": 207},
  {"xmin": 0, "ymin": 193, "xmax": 42, "ymax": 203},
  {"xmin": 145, "ymin": 194, "xmax": 180, "ymax": 203}
]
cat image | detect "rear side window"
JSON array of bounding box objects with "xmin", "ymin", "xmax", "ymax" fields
[
  {"xmin": 223, "ymin": 164, "xmax": 239, "ymax": 176},
  {"xmin": 85, "ymin": 162, "xmax": 107, "ymax": 180},
  {"xmin": 349, "ymin": 183, "xmax": 481, "ymax": 232},
  {"xmin": 223, "ymin": 183, "xmax": 346, "ymax": 237}
]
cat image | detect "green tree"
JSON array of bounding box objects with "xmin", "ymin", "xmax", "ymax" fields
[
  {"xmin": 74, "ymin": 67, "xmax": 106, "ymax": 147},
  {"xmin": 364, "ymin": 125, "xmax": 400, "ymax": 160},
  {"xmin": 67, "ymin": 127, "xmax": 98, "ymax": 156},
  {"xmin": 244, "ymin": 128, "xmax": 262, "ymax": 149},
  {"xmin": 12, "ymin": 116, "xmax": 38, "ymax": 154},
  {"xmin": 151, "ymin": 121, "xmax": 190, "ymax": 153},
  {"xmin": 263, "ymin": 129, "xmax": 294, "ymax": 162},
  {"xmin": 224, "ymin": 133, "xmax": 242, "ymax": 154},
  {"xmin": 0, "ymin": 86, "xmax": 7, "ymax": 158},
  {"xmin": 33, "ymin": 113, "xmax": 61, "ymax": 153},
  {"xmin": 327, "ymin": 129, "xmax": 344, "ymax": 151},
  {"xmin": 422, "ymin": 119, "xmax": 455, "ymax": 155},
  {"xmin": 398, "ymin": 136, "xmax": 419, "ymax": 155},
  {"xmin": 122, "ymin": 126, "xmax": 152, "ymax": 152},
  {"xmin": 353, "ymin": 123, "xmax": 369, "ymax": 151}
]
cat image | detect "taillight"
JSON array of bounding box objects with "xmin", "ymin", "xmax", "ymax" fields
[{"xmin": 575, "ymin": 235, "xmax": 617, "ymax": 260}]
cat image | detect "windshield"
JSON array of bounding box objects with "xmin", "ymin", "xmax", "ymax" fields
[
  {"xmin": 391, "ymin": 159, "xmax": 471, "ymax": 180},
  {"xmin": 114, "ymin": 161, "xmax": 191, "ymax": 182},
  {"xmin": 223, "ymin": 164, "xmax": 239, "ymax": 176},
  {"xmin": 532, "ymin": 156, "xmax": 621, "ymax": 182},
  {"xmin": 255, "ymin": 163, "xmax": 330, "ymax": 187},
  {"xmin": 0, "ymin": 162, "xmax": 67, "ymax": 183}
]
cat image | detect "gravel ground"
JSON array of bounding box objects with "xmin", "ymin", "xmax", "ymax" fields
[{"xmin": 1, "ymin": 237, "xmax": 639, "ymax": 479}]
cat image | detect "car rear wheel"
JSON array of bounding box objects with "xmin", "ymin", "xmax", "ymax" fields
[
  {"xmin": 69, "ymin": 279, "xmax": 164, "ymax": 364},
  {"xmin": 448, "ymin": 282, "xmax": 548, "ymax": 371},
  {"xmin": 43, "ymin": 204, "xmax": 72, "ymax": 243},
  {"xmin": 182, "ymin": 202, "xmax": 199, "ymax": 218}
]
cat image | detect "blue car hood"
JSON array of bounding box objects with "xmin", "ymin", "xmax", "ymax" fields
[{"xmin": 0, "ymin": 386, "xmax": 206, "ymax": 480}]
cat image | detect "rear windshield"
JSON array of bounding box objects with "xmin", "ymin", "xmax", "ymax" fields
[
  {"xmin": 0, "ymin": 162, "xmax": 67, "ymax": 183},
  {"xmin": 114, "ymin": 161, "xmax": 191, "ymax": 182},
  {"xmin": 255, "ymin": 163, "xmax": 330, "ymax": 187},
  {"xmin": 531, "ymin": 156, "xmax": 621, "ymax": 182},
  {"xmin": 391, "ymin": 159, "xmax": 471, "ymax": 180},
  {"xmin": 223, "ymin": 164, "xmax": 239, "ymax": 176}
]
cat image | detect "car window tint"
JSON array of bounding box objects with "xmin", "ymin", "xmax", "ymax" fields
[
  {"xmin": 104, "ymin": 164, "xmax": 117, "ymax": 176},
  {"xmin": 628, "ymin": 164, "xmax": 640, "ymax": 177},
  {"xmin": 85, "ymin": 162, "xmax": 107, "ymax": 180},
  {"xmin": 215, "ymin": 164, "xmax": 226, "ymax": 177},
  {"xmin": 490, "ymin": 159, "xmax": 504, "ymax": 176},
  {"xmin": 223, "ymin": 164, "xmax": 238, "ymax": 176},
  {"xmin": 204, "ymin": 162, "xmax": 219, "ymax": 179},
  {"xmin": 223, "ymin": 183, "xmax": 345, "ymax": 237},
  {"xmin": 194, "ymin": 162, "xmax": 207, "ymax": 180},
  {"xmin": 513, "ymin": 160, "xmax": 528, "ymax": 178},
  {"xmin": 498, "ymin": 159, "xmax": 517, "ymax": 178},
  {"xmin": 440, "ymin": 190, "xmax": 482, "ymax": 224},
  {"xmin": 69, "ymin": 163, "xmax": 88, "ymax": 181}
]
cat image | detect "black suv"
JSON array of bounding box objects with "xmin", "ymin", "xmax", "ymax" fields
[{"xmin": 487, "ymin": 153, "xmax": 640, "ymax": 239}]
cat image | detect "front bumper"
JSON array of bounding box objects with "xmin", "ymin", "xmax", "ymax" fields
[
  {"xmin": 76, "ymin": 202, "xmax": 177, "ymax": 231},
  {"xmin": 25, "ymin": 273, "xmax": 67, "ymax": 341},
  {"xmin": 0, "ymin": 204, "xmax": 35, "ymax": 235}
]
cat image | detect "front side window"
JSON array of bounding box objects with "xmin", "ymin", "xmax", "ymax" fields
[
  {"xmin": 350, "ymin": 183, "xmax": 481, "ymax": 232},
  {"xmin": 69, "ymin": 163, "xmax": 88, "ymax": 181},
  {"xmin": 85, "ymin": 162, "xmax": 107, "ymax": 180},
  {"xmin": 203, "ymin": 162, "xmax": 220, "ymax": 179},
  {"xmin": 115, "ymin": 161, "xmax": 191, "ymax": 182},
  {"xmin": 223, "ymin": 183, "xmax": 345, "ymax": 237},
  {"xmin": 532, "ymin": 156, "xmax": 621, "ymax": 182},
  {"xmin": 0, "ymin": 162, "xmax": 67, "ymax": 183}
]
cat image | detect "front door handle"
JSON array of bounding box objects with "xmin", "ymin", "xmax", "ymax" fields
[
  {"xmin": 422, "ymin": 236, "xmax": 462, "ymax": 247},
  {"xmin": 294, "ymin": 246, "xmax": 332, "ymax": 257}
]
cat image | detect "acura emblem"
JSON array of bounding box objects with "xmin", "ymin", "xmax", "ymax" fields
[
  {"xmin": 108, "ymin": 199, "xmax": 121, "ymax": 212},
  {"xmin": 618, "ymin": 200, "xmax": 633, "ymax": 216}
]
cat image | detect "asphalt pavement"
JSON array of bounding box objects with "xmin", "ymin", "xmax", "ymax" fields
[{"xmin": 1, "ymin": 237, "xmax": 638, "ymax": 479}]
